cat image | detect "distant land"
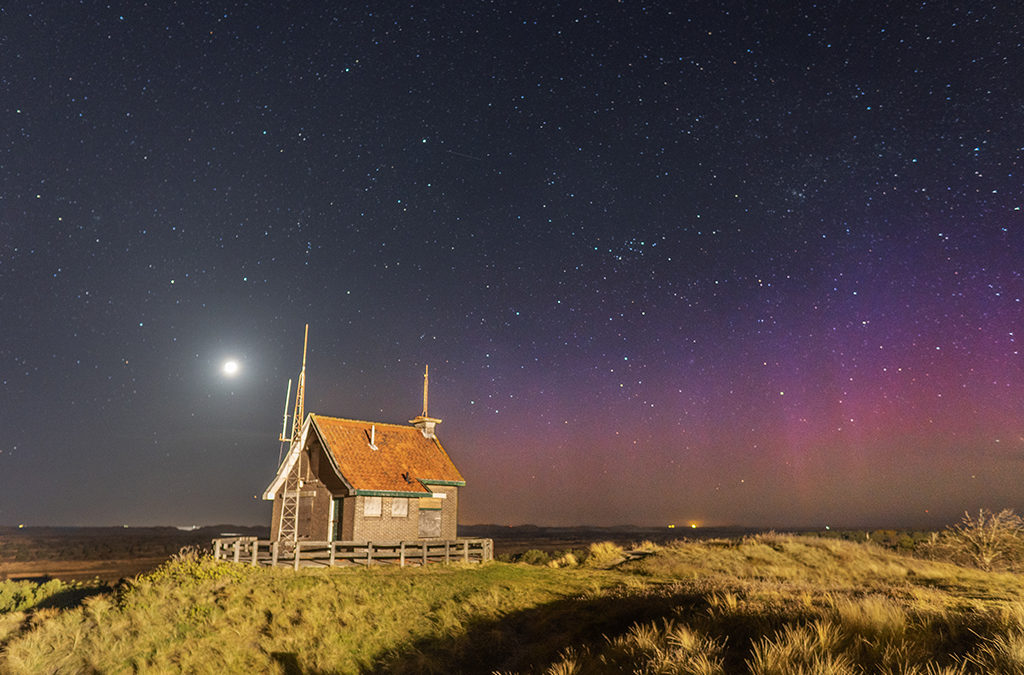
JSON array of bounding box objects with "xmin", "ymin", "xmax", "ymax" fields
[
  {"xmin": 459, "ymin": 523, "xmax": 763, "ymax": 552},
  {"xmin": 1, "ymin": 522, "xmax": 936, "ymax": 582},
  {"xmin": 0, "ymin": 525, "xmax": 268, "ymax": 582}
]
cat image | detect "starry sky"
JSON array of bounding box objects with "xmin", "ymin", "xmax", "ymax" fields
[{"xmin": 1, "ymin": 2, "xmax": 1021, "ymax": 529}]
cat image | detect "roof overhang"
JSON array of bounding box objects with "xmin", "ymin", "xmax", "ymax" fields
[
  {"xmin": 262, "ymin": 415, "xmax": 315, "ymax": 500},
  {"xmin": 419, "ymin": 478, "xmax": 466, "ymax": 488}
]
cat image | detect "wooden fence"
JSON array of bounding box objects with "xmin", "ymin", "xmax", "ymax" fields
[{"xmin": 212, "ymin": 537, "xmax": 493, "ymax": 569}]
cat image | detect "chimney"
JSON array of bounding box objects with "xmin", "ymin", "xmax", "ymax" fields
[
  {"xmin": 409, "ymin": 364, "xmax": 442, "ymax": 438},
  {"xmin": 410, "ymin": 415, "xmax": 441, "ymax": 439}
]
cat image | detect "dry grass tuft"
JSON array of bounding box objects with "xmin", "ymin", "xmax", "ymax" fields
[{"xmin": 582, "ymin": 541, "xmax": 627, "ymax": 568}]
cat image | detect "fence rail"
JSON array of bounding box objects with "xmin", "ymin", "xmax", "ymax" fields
[{"xmin": 211, "ymin": 537, "xmax": 493, "ymax": 569}]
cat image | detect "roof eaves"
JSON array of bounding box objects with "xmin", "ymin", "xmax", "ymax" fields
[{"xmin": 354, "ymin": 489, "xmax": 430, "ymax": 498}]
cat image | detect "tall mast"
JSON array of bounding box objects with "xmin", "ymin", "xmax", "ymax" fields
[
  {"xmin": 277, "ymin": 378, "xmax": 292, "ymax": 465},
  {"xmin": 290, "ymin": 323, "xmax": 309, "ymax": 444},
  {"xmin": 280, "ymin": 379, "xmax": 293, "ymax": 441}
]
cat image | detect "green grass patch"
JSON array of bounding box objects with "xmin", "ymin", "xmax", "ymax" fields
[{"xmin": 4, "ymin": 536, "xmax": 1024, "ymax": 673}]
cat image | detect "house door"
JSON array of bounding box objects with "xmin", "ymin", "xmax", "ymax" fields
[
  {"xmin": 332, "ymin": 498, "xmax": 343, "ymax": 541},
  {"xmin": 418, "ymin": 509, "xmax": 441, "ymax": 538}
]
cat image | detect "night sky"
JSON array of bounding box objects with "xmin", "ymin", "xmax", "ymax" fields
[{"xmin": 2, "ymin": 3, "xmax": 1021, "ymax": 529}]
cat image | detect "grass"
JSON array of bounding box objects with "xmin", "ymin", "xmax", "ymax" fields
[{"xmin": 2, "ymin": 535, "xmax": 1024, "ymax": 673}]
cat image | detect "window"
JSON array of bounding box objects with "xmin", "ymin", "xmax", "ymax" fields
[
  {"xmin": 391, "ymin": 497, "xmax": 408, "ymax": 518},
  {"xmin": 418, "ymin": 510, "xmax": 441, "ymax": 538},
  {"xmin": 363, "ymin": 496, "xmax": 382, "ymax": 517}
]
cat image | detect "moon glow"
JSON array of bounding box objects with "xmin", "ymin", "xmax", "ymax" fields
[{"xmin": 222, "ymin": 360, "xmax": 240, "ymax": 376}]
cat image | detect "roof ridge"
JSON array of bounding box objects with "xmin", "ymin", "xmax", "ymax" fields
[{"xmin": 310, "ymin": 413, "xmax": 422, "ymax": 430}]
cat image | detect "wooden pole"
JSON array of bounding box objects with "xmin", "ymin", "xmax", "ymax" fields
[
  {"xmin": 422, "ymin": 365, "xmax": 429, "ymax": 416},
  {"xmin": 293, "ymin": 542, "xmax": 301, "ymax": 571},
  {"xmin": 272, "ymin": 541, "xmax": 279, "ymax": 567},
  {"xmin": 400, "ymin": 541, "xmax": 406, "ymax": 568}
]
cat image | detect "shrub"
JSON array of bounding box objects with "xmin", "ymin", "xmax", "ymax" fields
[
  {"xmin": 517, "ymin": 549, "xmax": 552, "ymax": 566},
  {"xmin": 926, "ymin": 509, "xmax": 1024, "ymax": 571},
  {"xmin": 0, "ymin": 579, "xmax": 103, "ymax": 614},
  {"xmin": 547, "ymin": 552, "xmax": 579, "ymax": 569},
  {"xmin": 582, "ymin": 541, "xmax": 626, "ymax": 568},
  {"xmin": 139, "ymin": 546, "xmax": 255, "ymax": 586}
]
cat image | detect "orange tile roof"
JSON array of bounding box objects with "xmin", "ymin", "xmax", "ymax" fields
[{"xmin": 310, "ymin": 414, "xmax": 465, "ymax": 494}]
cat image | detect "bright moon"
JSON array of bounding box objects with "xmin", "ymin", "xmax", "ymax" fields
[{"xmin": 222, "ymin": 360, "xmax": 240, "ymax": 376}]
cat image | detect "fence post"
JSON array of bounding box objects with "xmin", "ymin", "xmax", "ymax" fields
[
  {"xmin": 251, "ymin": 540, "xmax": 259, "ymax": 566},
  {"xmin": 463, "ymin": 540, "xmax": 469, "ymax": 563},
  {"xmin": 272, "ymin": 541, "xmax": 279, "ymax": 567},
  {"xmin": 213, "ymin": 539, "xmax": 222, "ymax": 560},
  {"xmin": 399, "ymin": 541, "xmax": 406, "ymax": 568},
  {"xmin": 422, "ymin": 542, "xmax": 428, "ymax": 566},
  {"xmin": 366, "ymin": 542, "xmax": 374, "ymax": 566},
  {"xmin": 233, "ymin": 539, "xmax": 241, "ymax": 563},
  {"xmin": 444, "ymin": 541, "xmax": 451, "ymax": 564},
  {"xmin": 293, "ymin": 542, "xmax": 301, "ymax": 571},
  {"xmin": 330, "ymin": 542, "xmax": 336, "ymax": 567}
]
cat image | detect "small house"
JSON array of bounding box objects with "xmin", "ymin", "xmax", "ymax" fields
[{"xmin": 263, "ymin": 412, "xmax": 465, "ymax": 542}]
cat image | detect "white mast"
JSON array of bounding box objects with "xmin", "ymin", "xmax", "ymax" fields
[{"xmin": 277, "ymin": 324, "xmax": 309, "ymax": 547}]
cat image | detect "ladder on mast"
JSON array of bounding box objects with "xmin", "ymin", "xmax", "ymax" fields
[{"xmin": 277, "ymin": 452, "xmax": 302, "ymax": 549}]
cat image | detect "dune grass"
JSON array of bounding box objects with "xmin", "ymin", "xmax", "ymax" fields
[{"xmin": 2, "ymin": 535, "xmax": 1024, "ymax": 673}]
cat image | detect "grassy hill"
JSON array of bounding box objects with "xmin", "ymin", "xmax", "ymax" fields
[{"xmin": 2, "ymin": 534, "xmax": 1023, "ymax": 673}]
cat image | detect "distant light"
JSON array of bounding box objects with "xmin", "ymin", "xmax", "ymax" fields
[
  {"xmin": 690, "ymin": 523, "xmax": 698, "ymax": 529},
  {"xmin": 667, "ymin": 524, "xmax": 675, "ymax": 529},
  {"xmin": 223, "ymin": 360, "xmax": 240, "ymax": 376}
]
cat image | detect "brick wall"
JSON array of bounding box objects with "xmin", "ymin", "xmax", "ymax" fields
[
  {"xmin": 270, "ymin": 495, "xmax": 282, "ymax": 540},
  {"xmin": 306, "ymin": 482, "xmax": 332, "ymax": 541},
  {"xmin": 351, "ymin": 495, "xmax": 421, "ymax": 541},
  {"xmin": 345, "ymin": 489, "xmax": 460, "ymax": 541},
  {"xmin": 435, "ymin": 485, "xmax": 459, "ymax": 540},
  {"xmin": 339, "ymin": 496, "xmax": 355, "ymax": 540}
]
